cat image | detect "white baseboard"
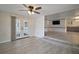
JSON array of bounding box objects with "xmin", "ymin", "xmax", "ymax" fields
[{"xmin": 0, "ymin": 40, "xmax": 11, "ymax": 44}]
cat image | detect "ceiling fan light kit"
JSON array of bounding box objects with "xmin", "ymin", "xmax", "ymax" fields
[{"xmin": 28, "ymin": 11, "xmax": 34, "ymax": 15}]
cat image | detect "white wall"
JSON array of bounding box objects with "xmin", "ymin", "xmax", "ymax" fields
[
  {"xmin": 35, "ymin": 16, "xmax": 44, "ymax": 38},
  {"xmin": 0, "ymin": 11, "xmax": 26, "ymax": 43},
  {"xmin": 28, "ymin": 15, "xmax": 35, "ymax": 36},
  {"xmin": 28, "ymin": 15, "xmax": 44, "ymax": 38},
  {"xmin": 0, "ymin": 12, "xmax": 11, "ymax": 43}
]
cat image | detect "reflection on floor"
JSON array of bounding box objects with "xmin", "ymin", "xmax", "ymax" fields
[
  {"xmin": 0, "ymin": 37, "xmax": 79, "ymax": 54},
  {"xmin": 45, "ymin": 31, "xmax": 79, "ymax": 45}
]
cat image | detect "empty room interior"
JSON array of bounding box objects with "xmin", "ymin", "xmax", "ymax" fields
[{"xmin": 0, "ymin": 4, "xmax": 79, "ymax": 54}]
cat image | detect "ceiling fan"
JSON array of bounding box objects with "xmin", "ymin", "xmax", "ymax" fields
[{"xmin": 20, "ymin": 4, "xmax": 42, "ymax": 15}]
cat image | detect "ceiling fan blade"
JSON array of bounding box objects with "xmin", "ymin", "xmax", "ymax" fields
[
  {"xmin": 34, "ymin": 11, "xmax": 40, "ymax": 14},
  {"xmin": 22, "ymin": 4, "xmax": 28, "ymax": 8},
  {"xmin": 19, "ymin": 10, "xmax": 27, "ymax": 11},
  {"xmin": 35, "ymin": 7, "xmax": 42, "ymax": 10}
]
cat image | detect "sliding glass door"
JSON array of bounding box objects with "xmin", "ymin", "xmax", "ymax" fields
[{"xmin": 16, "ymin": 18, "xmax": 29, "ymax": 39}]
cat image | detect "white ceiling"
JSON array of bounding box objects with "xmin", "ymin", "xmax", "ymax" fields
[{"xmin": 0, "ymin": 4, "xmax": 79, "ymax": 17}]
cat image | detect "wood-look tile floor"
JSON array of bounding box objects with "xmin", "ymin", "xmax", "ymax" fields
[
  {"xmin": 0, "ymin": 37, "xmax": 79, "ymax": 54},
  {"xmin": 45, "ymin": 31, "xmax": 79, "ymax": 45}
]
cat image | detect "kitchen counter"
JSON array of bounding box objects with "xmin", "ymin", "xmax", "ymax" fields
[{"xmin": 67, "ymin": 27, "xmax": 79, "ymax": 32}]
